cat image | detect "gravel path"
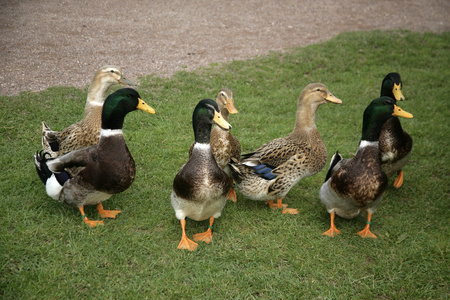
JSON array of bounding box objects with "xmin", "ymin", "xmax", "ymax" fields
[{"xmin": 1, "ymin": 0, "xmax": 448, "ymax": 96}]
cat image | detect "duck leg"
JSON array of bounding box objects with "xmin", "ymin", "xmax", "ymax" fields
[
  {"xmin": 97, "ymin": 203, "xmax": 121, "ymax": 219},
  {"xmin": 177, "ymin": 219, "xmax": 198, "ymax": 251},
  {"xmin": 266, "ymin": 199, "xmax": 299, "ymax": 214},
  {"xmin": 78, "ymin": 207, "xmax": 104, "ymax": 227},
  {"xmin": 227, "ymin": 179, "xmax": 237, "ymax": 202},
  {"xmin": 193, "ymin": 217, "xmax": 215, "ymax": 243},
  {"xmin": 357, "ymin": 213, "xmax": 377, "ymax": 238},
  {"xmin": 393, "ymin": 170, "xmax": 404, "ymax": 189},
  {"xmin": 322, "ymin": 212, "xmax": 341, "ymax": 237}
]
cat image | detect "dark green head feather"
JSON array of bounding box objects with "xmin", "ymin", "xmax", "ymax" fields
[
  {"xmin": 101, "ymin": 88, "xmax": 142, "ymax": 130},
  {"xmin": 361, "ymin": 96, "xmax": 397, "ymax": 142},
  {"xmin": 192, "ymin": 99, "xmax": 220, "ymax": 144},
  {"xmin": 381, "ymin": 72, "xmax": 403, "ymax": 101}
]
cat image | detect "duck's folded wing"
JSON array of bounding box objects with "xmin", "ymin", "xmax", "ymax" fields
[{"xmin": 47, "ymin": 146, "xmax": 97, "ymax": 173}]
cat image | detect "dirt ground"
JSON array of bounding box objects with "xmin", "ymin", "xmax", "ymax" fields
[{"xmin": 0, "ymin": 0, "xmax": 448, "ymax": 96}]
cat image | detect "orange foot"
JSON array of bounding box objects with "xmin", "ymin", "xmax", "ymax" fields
[
  {"xmin": 357, "ymin": 213, "xmax": 377, "ymax": 238},
  {"xmin": 193, "ymin": 229, "xmax": 213, "ymax": 244},
  {"xmin": 178, "ymin": 236, "xmax": 198, "ymax": 251},
  {"xmin": 227, "ymin": 187, "xmax": 237, "ymax": 203},
  {"xmin": 97, "ymin": 203, "xmax": 121, "ymax": 219},
  {"xmin": 322, "ymin": 212, "xmax": 340, "ymax": 237},
  {"xmin": 393, "ymin": 170, "xmax": 404, "ymax": 189},
  {"xmin": 357, "ymin": 227, "xmax": 377, "ymax": 238},
  {"xmin": 84, "ymin": 219, "xmax": 105, "ymax": 228},
  {"xmin": 78, "ymin": 206, "xmax": 104, "ymax": 227},
  {"xmin": 266, "ymin": 199, "xmax": 299, "ymax": 214},
  {"xmin": 193, "ymin": 217, "xmax": 215, "ymax": 244}
]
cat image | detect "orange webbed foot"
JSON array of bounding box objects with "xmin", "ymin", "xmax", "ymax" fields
[
  {"xmin": 393, "ymin": 170, "xmax": 404, "ymax": 189},
  {"xmin": 266, "ymin": 199, "xmax": 299, "ymax": 214},
  {"xmin": 322, "ymin": 227, "xmax": 341, "ymax": 237},
  {"xmin": 227, "ymin": 187, "xmax": 237, "ymax": 202},
  {"xmin": 322, "ymin": 212, "xmax": 340, "ymax": 237},
  {"xmin": 193, "ymin": 229, "xmax": 213, "ymax": 244},
  {"xmin": 357, "ymin": 227, "xmax": 377, "ymax": 238},
  {"xmin": 97, "ymin": 203, "xmax": 121, "ymax": 219},
  {"xmin": 357, "ymin": 213, "xmax": 377, "ymax": 238},
  {"xmin": 177, "ymin": 236, "xmax": 198, "ymax": 251},
  {"xmin": 83, "ymin": 218, "xmax": 104, "ymax": 227}
]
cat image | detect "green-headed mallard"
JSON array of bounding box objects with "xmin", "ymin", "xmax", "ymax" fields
[
  {"xmin": 34, "ymin": 88, "xmax": 155, "ymax": 227},
  {"xmin": 189, "ymin": 88, "xmax": 241, "ymax": 202},
  {"xmin": 171, "ymin": 99, "xmax": 232, "ymax": 251},
  {"xmin": 230, "ymin": 83, "xmax": 342, "ymax": 214},
  {"xmin": 378, "ymin": 72, "xmax": 412, "ymax": 188},
  {"xmin": 320, "ymin": 96, "xmax": 413, "ymax": 238},
  {"xmin": 42, "ymin": 65, "xmax": 135, "ymax": 158}
]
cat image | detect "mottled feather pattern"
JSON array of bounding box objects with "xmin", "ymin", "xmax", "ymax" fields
[
  {"xmin": 326, "ymin": 146, "xmax": 387, "ymax": 212},
  {"xmin": 379, "ymin": 116, "xmax": 413, "ymax": 177}
]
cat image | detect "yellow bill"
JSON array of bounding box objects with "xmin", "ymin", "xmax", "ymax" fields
[
  {"xmin": 393, "ymin": 104, "xmax": 413, "ymax": 119},
  {"xmin": 213, "ymin": 110, "xmax": 231, "ymax": 130},
  {"xmin": 325, "ymin": 92, "xmax": 342, "ymax": 104},
  {"xmin": 137, "ymin": 98, "xmax": 156, "ymax": 114},
  {"xmin": 392, "ymin": 83, "xmax": 405, "ymax": 101}
]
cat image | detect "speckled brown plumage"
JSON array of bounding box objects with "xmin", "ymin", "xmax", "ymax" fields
[
  {"xmin": 230, "ymin": 83, "xmax": 342, "ymax": 213},
  {"xmin": 42, "ymin": 65, "xmax": 134, "ymax": 158},
  {"xmin": 379, "ymin": 116, "xmax": 413, "ymax": 177},
  {"xmin": 319, "ymin": 96, "xmax": 413, "ymax": 238},
  {"xmin": 189, "ymin": 88, "xmax": 241, "ymax": 170},
  {"xmin": 34, "ymin": 88, "xmax": 154, "ymax": 227},
  {"xmin": 378, "ymin": 72, "xmax": 412, "ymax": 188}
]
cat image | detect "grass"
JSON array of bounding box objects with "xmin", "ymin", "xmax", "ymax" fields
[{"xmin": 1, "ymin": 30, "xmax": 449, "ymax": 299}]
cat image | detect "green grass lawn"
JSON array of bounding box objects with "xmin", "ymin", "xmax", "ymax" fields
[{"xmin": 1, "ymin": 30, "xmax": 449, "ymax": 299}]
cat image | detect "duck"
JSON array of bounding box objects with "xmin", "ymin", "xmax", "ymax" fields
[
  {"xmin": 189, "ymin": 88, "xmax": 241, "ymax": 202},
  {"xmin": 42, "ymin": 65, "xmax": 135, "ymax": 158},
  {"xmin": 171, "ymin": 99, "xmax": 232, "ymax": 251},
  {"xmin": 378, "ymin": 72, "xmax": 412, "ymax": 189},
  {"xmin": 229, "ymin": 83, "xmax": 342, "ymax": 214},
  {"xmin": 319, "ymin": 96, "xmax": 413, "ymax": 238},
  {"xmin": 34, "ymin": 88, "xmax": 155, "ymax": 227}
]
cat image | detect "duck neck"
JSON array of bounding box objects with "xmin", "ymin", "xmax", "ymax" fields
[
  {"xmin": 291, "ymin": 100, "xmax": 319, "ymax": 135},
  {"xmin": 194, "ymin": 121, "xmax": 212, "ymax": 144},
  {"xmin": 84, "ymin": 80, "xmax": 114, "ymax": 115}
]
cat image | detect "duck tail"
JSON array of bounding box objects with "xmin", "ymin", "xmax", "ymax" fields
[
  {"xmin": 42, "ymin": 122, "xmax": 60, "ymax": 153},
  {"xmin": 34, "ymin": 151, "xmax": 53, "ymax": 184},
  {"xmin": 34, "ymin": 151, "xmax": 70, "ymax": 200},
  {"xmin": 324, "ymin": 151, "xmax": 342, "ymax": 182}
]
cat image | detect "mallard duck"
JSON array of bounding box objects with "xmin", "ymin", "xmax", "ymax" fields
[
  {"xmin": 319, "ymin": 97, "xmax": 413, "ymax": 238},
  {"xmin": 171, "ymin": 99, "xmax": 232, "ymax": 251},
  {"xmin": 189, "ymin": 88, "xmax": 241, "ymax": 202},
  {"xmin": 229, "ymin": 83, "xmax": 342, "ymax": 214},
  {"xmin": 378, "ymin": 72, "xmax": 412, "ymax": 188},
  {"xmin": 34, "ymin": 88, "xmax": 155, "ymax": 227},
  {"xmin": 42, "ymin": 65, "xmax": 135, "ymax": 158}
]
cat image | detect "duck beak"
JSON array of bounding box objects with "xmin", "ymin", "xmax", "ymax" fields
[
  {"xmin": 119, "ymin": 76, "xmax": 136, "ymax": 86},
  {"xmin": 393, "ymin": 104, "xmax": 413, "ymax": 119},
  {"xmin": 392, "ymin": 83, "xmax": 405, "ymax": 101},
  {"xmin": 137, "ymin": 98, "xmax": 156, "ymax": 114},
  {"xmin": 226, "ymin": 98, "xmax": 238, "ymax": 114},
  {"xmin": 325, "ymin": 92, "xmax": 342, "ymax": 104},
  {"xmin": 213, "ymin": 110, "xmax": 231, "ymax": 130}
]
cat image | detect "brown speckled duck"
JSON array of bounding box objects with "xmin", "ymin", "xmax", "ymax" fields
[
  {"xmin": 42, "ymin": 65, "xmax": 135, "ymax": 158},
  {"xmin": 172, "ymin": 99, "xmax": 232, "ymax": 251},
  {"xmin": 378, "ymin": 72, "xmax": 412, "ymax": 188},
  {"xmin": 34, "ymin": 88, "xmax": 155, "ymax": 227},
  {"xmin": 189, "ymin": 88, "xmax": 241, "ymax": 202},
  {"xmin": 320, "ymin": 97, "xmax": 413, "ymax": 238},
  {"xmin": 230, "ymin": 83, "xmax": 342, "ymax": 214}
]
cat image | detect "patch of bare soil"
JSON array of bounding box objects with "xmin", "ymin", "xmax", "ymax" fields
[{"xmin": 0, "ymin": 0, "xmax": 448, "ymax": 95}]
